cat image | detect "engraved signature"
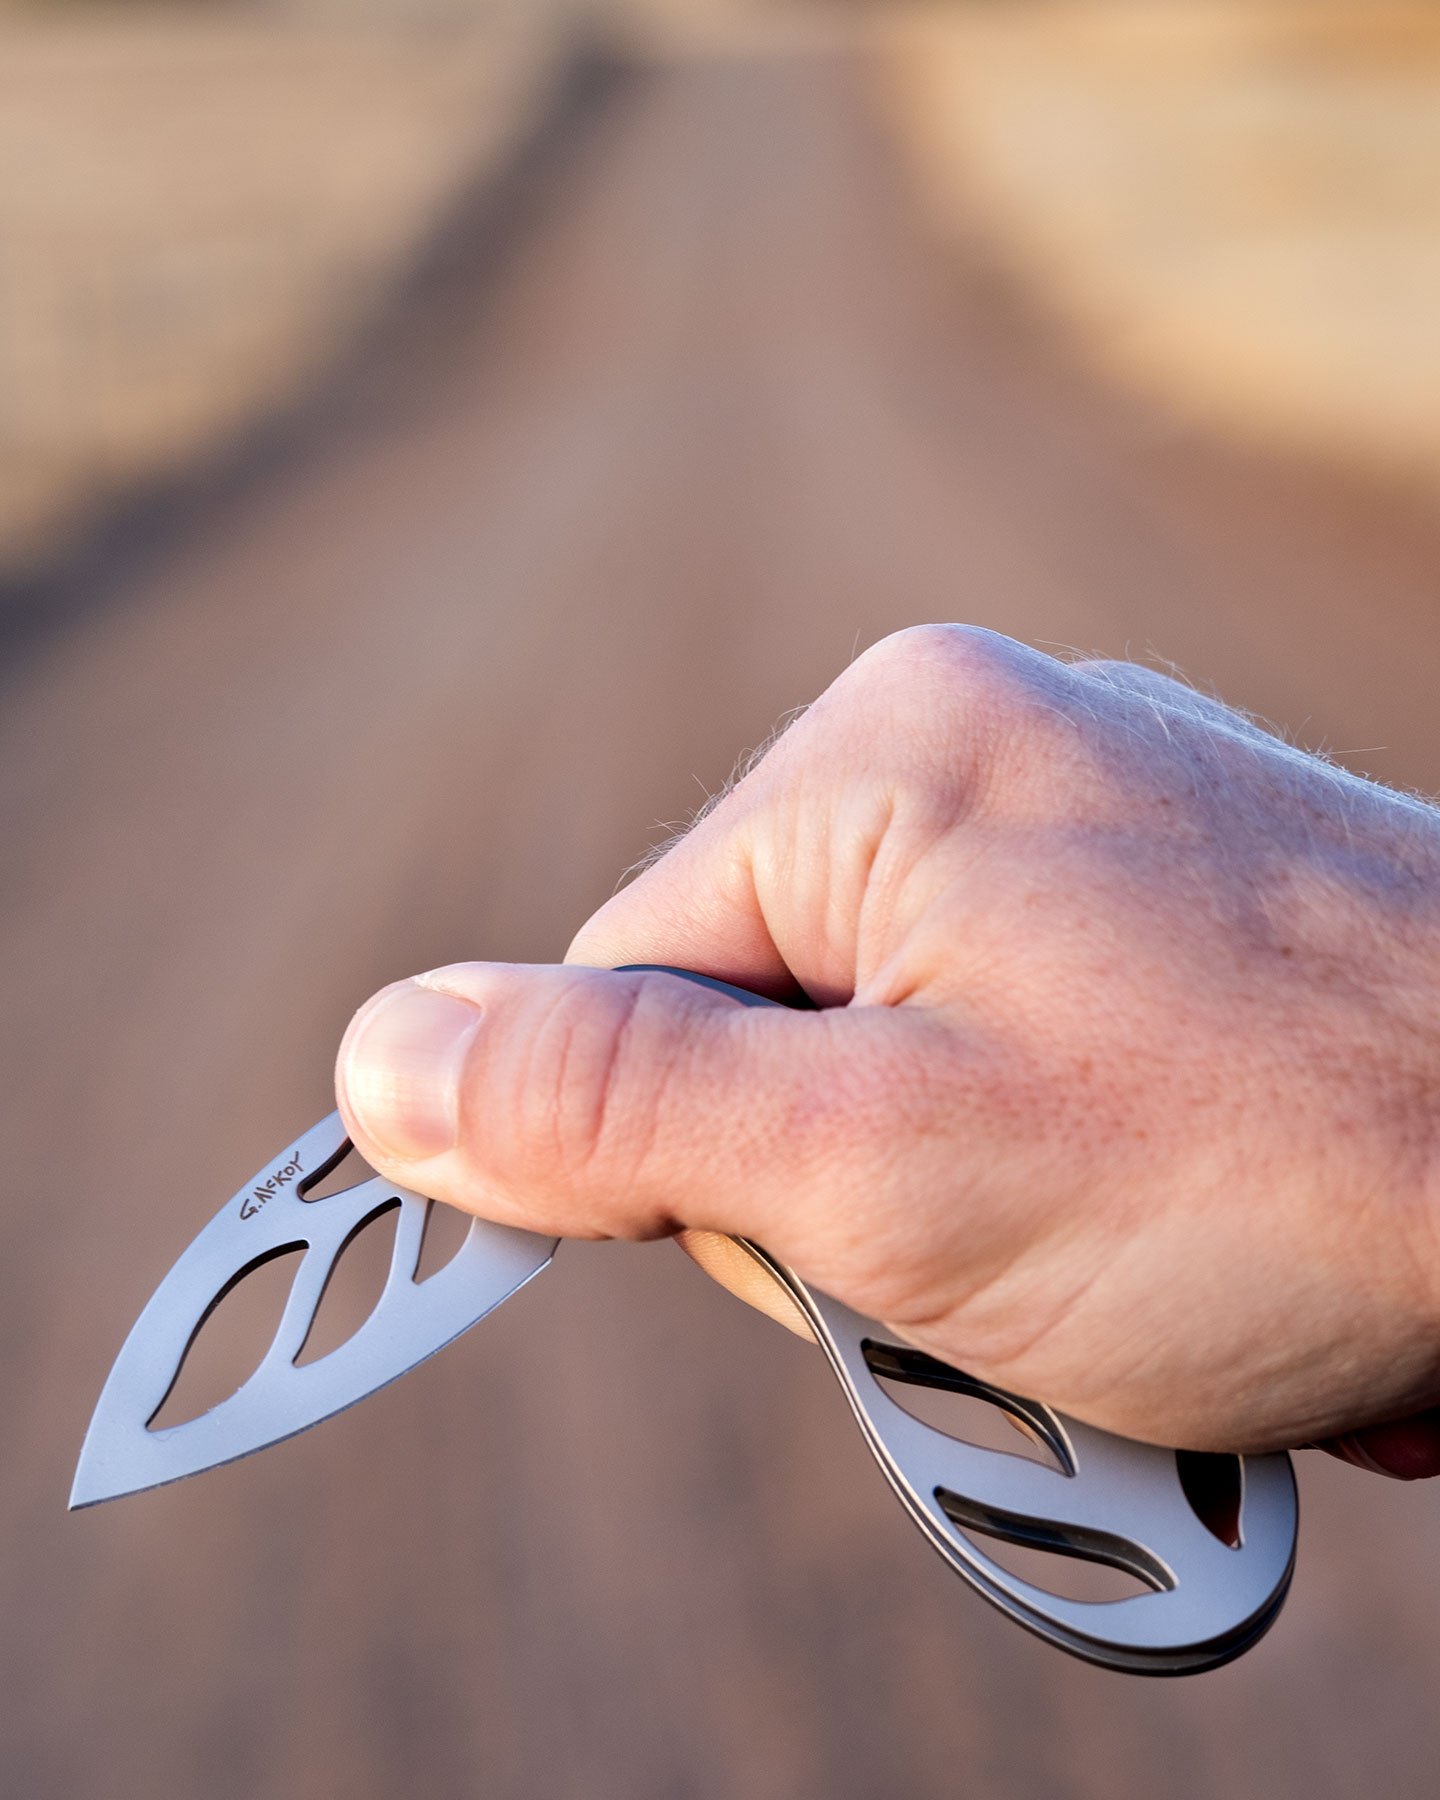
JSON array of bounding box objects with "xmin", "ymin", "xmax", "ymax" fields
[{"xmin": 239, "ymin": 1152, "xmax": 305, "ymax": 1220}]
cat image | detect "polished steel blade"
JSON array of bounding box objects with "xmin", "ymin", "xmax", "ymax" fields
[{"xmin": 71, "ymin": 1112, "xmax": 557, "ymax": 1507}]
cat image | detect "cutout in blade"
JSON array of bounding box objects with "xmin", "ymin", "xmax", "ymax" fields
[
  {"xmin": 148, "ymin": 1243, "xmax": 306, "ymax": 1431},
  {"xmin": 936, "ymin": 1504, "xmax": 1166, "ymax": 1605},
  {"xmin": 863, "ymin": 1339, "xmax": 1069, "ymax": 1474},
  {"xmin": 293, "ymin": 1199, "xmax": 400, "ymax": 1366},
  {"xmin": 1176, "ymin": 1450, "xmax": 1243, "ymax": 1549},
  {"xmin": 934, "ymin": 1485, "xmax": 1172, "ymax": 1597},
  {"xmin": 71, "ymin": 1113, "xmax": 558, "ymax": 1507},
  {"xmin": 299, "ymin": 1138, "xmax": 379, "ymax": 1203},
  {"xmin": 414, "ymin": 1198, "xmax": 471, "ymax": 1285}
]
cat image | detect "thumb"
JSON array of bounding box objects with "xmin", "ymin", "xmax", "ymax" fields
[{"xmin": 334, "ymin": 961, "xmax": 929, "ymax": 1262}]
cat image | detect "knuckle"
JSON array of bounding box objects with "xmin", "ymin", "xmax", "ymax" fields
[
  {"xmin": 805, "ymin": 628, "xmax": 1123, "ymax": 836},
  {"xmin": 850, "ymin": 624, "xmax": 1023, "ymax": 699},
  {"xmin": 848, "ymin": 625, "xmax": 1081, "ymax": 743}
]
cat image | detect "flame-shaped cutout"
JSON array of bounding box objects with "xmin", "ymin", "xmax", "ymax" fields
[
  {"xmin": 863, "ymin": 1340, "xmax": 1068, "ymax": 1474},
  {"xmin": 414, "ymin": 1199, "xmax": 472, "ymax": 1284},
  {"xmin": 147, "ymin": 1244, "xmax": 305, "ymax": 1431},
  {"xmin": 941, "ymin": 1520, "xmax": 1159, "ymax": 1604},
  {"xmin": 935, "ymin": 1486, "xmax": 1171, "ymax": 1598},
  {"xmin": 1176, "ymin": 1450, "xmax": 1243, "ymax": 1548},
  {"xmin": 294, "ymin": 1200, "xmax": 401, "ymax": 1366},
  {"xmin": 298, "ymin": 1140, "xmax": 378, "ymax": 1202}
]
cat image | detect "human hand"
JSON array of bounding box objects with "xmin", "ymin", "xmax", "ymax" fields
[{"xmin": 337, "ymin": 626, "xmax": 1440, "ymax": 1474}]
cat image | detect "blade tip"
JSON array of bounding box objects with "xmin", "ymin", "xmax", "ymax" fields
[{"xmin": 69, "ymin": 1451, "xmax": 130, "ymax": 1510}]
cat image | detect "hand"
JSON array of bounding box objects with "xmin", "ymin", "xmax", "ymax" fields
[{"xmin": 336, "ymin": 626, "xmax": 1440, "ymax": 1474}]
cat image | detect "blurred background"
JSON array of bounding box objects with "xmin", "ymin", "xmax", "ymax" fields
[{"xmin": 5, "ymin": 0, "xmax": 1440, "ymax": 1793}]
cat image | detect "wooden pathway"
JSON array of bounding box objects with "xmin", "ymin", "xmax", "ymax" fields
[{"xmin": 5, "ymin": 47, "xmax": 1440, "ymax": 1799}]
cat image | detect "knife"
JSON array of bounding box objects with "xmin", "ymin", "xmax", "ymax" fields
[{"xmin": 70, "ymin": 966, "xmax": 1296, "ymax": 1675}]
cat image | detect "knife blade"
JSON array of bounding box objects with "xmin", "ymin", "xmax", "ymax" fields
[{"xmin": 70, "ymin": 1111, "xmax": 556, "ymax": 1508}]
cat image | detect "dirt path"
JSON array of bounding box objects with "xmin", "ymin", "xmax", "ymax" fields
[{"xmin": 5, "ymin": 46, "xmax": 1440, "ymax": 1800}]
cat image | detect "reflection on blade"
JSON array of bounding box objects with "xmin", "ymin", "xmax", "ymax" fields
[{"xmin": 71, "ymin": 1113, "xmax": 557, "ymax": 1507}]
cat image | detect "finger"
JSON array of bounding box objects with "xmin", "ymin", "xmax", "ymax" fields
[
  {"xmin": 1311, "ymin": 1410, "xmax": 1440, "ymax": 1480},
  {"xmin": 567, "ymin": 816, "xmax": 800, "ymax": 1003},
  {"xmin": 563, "ymin": 726, "xmax": 820, "ymax": 1003},
  {"xmin": 334, "ymin": 961, "xmax": 860, "ymax": 1241},
  {"xmin": 566, "ymin": 625, "xmax": 1017, "ymax": 1006},
  {"xmin": 334, "ymin": 961, "xmax": 981, "ymax": 1308}
]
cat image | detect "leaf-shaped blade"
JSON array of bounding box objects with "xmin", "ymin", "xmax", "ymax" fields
[{"xmin": 71, "ymin": 1113, "xmax": 557, "ymax": 1507}]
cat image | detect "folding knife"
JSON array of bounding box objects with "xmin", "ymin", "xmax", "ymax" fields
[{"xmin": 71, "ymin": 967, "xmax": 1296, "ymax": 1675}]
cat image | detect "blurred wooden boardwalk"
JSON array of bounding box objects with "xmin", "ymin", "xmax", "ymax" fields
[{"xmin": 5, "ymin": 45, "xmax": 1440, "ymax": 1800}]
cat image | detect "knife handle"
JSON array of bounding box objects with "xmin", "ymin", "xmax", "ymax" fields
[{"xmin": 618, "ymin": 964, "xmax": 1298, "ymax": 1675}]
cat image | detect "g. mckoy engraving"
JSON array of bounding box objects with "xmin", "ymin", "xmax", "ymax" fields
[{"xmin": 239, "ymin": 1151, "xmax": 305, "ymax": 1220}]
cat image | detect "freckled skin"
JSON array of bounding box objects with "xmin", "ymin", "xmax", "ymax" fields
[{"xmin": 339, "ymin": 626, "xmax": 1440, "ymax": 1475}]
